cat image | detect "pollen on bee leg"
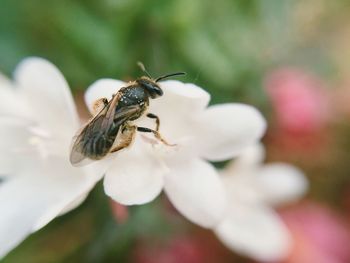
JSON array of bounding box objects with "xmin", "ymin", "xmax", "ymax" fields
[
  {"xmin": 110, "ymin": 125, "xmax": 137, "ymax": 153},
  {"xmin": 92, "ymin": 98, "xmax": 108, "ymax": 115}
]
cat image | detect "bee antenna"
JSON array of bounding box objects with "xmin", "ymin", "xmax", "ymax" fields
[
  {"xmin": 155, "ymin": 72, "xmax": 186, "ymax": 82},
  {"xmin": 137, "ymin": 61, "xmax": 153, "ymax": 79}
]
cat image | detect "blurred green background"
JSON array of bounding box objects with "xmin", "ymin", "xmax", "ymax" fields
[
  {"xmin": 2, "ymin": 0, "xmax": 346, "ymax": 104},
  {"xmin": 2, "ymin": 0, "xmax": 350, "ymax": 262}
]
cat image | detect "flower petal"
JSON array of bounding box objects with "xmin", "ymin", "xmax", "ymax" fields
[
  {"xmin": 0, "ymin": 157, "xmax": 100, "ymax": 258},
  {"xmin": 0, "ymin": 73, "xmax": 26, "ymax": 116},
  {"xmin": 0, "ymin": 72, "xmax": 12, "ymax": 89},
  {"xmin": 195, "ymin": 103, "xmax": 267, "ymax": 161},
  {"xmin": 0, "ymin": 118, "xmax": 38, "ymax": 174},
  {"xmin": 150, "ymin": 80, "xmax": 210, "ymax": 123},
  {"xmin": 257, "ymin": 163, "xmax": 308, "ymax": 205},
  {"xmin": 57, "ymin": 192, "xmax": 89, "ymax": 216},
  {"xmin": 222, "ymin": 143, "xmax": 265, "ymax": 176},
  {"xmin": 164, "ymin": 158, "xmax": 226, "ymax": 228},
  {"xmin": 103, "ymin": 140, "xmax": 165, "ymax": 205},
  {"xmin": 154, "ymin": 80, "xmax": 210, "ymax": 113},
  {"xmin": 56, "ymin": 162, "xmax": 109, "ymax": 217},
  {"xmin": 137, "ymin": 80, "xmax": 211, "ymax": 146},
  {"xmin": 84, "ymin": 79, "xmax": 125, "ymax": 114},
  {"xmin": 0, "ymin": 73, "xmax": 18, "ymax": 115},
  {"xmin": 215, "ymin": 205, "xmax": 291, "ymax": 261},
  {"xmin": 14, "ymin": 57, "xmax": 79, "ymax": 133}
]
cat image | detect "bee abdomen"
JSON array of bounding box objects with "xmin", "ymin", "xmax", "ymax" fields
[{"xmin": 83, "ymin": 133, "xmax": 115, "ymax": 160}]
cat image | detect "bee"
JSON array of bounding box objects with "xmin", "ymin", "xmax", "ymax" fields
[{"xmin": 70, "ymin": 63, "xmax": 185, "ymax": 166}]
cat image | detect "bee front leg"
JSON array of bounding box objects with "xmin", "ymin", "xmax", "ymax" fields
[
  {"xmin": 146, "ymin": 113, "xmax": 160, "ymax": 131},
  {"xmin": 110, "ymin": 125, "xmax": 136, "ymax": 153},
  {"xmin": 92, "ymin": 98, "xmax": 109, "ymax": 116},
  {"xmin": 137, "ymin": 127, "xmax": 175, "ymax": 146}
]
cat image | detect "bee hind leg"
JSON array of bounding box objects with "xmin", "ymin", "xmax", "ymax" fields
[
  {"xmin": 137, "ymin": 127, "xmax": 175, "ymax": 146},
  {"xmin": 110, "ymin": 125, "xmax": 136, "ymax": 153},
  {"xmin": 92, "ymin": 98, "xmax": 109, "ymax": 116},
  {"xmin": 146, "ymin": 113, "xmax": 160, "ymax": 131}
]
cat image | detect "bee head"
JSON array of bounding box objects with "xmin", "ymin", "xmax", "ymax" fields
[
  {"xmin": 136, "ymin": 62, "xmax": 186, "ymax": 99},
  {"xmin": 137, "ymin": 77, "xmax": 163, "ymax": 99}
]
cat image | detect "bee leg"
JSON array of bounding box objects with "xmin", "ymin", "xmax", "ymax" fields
[
  {"xmin": 137, "ymin": 127, "xmax": 176, "ymax": 146},
  {"xmin": 92, "ymin": 98, "xmax": 109, "ymax": 116},
  {"xmin": 146, "ymin": 113, "xmax": 160, "ymax": 131},
  {"xmin": 110, "ymin": 125, "xmax": 136, "ymax": 153}
]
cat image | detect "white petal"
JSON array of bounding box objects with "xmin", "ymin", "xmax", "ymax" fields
[
  {"xmin": 0, "ymin": 118, "xmax": 37, "ymax": 174},
  {"xmin": 0, "ymin": 73, "xmax": 28, "ymax": 117},
  {"xmin": 155, "ymin": 80, "xmax": 210, "ymax": 112},
  {"xmin": 222, "ymin": 143, "xmax": 266, "ymax": 176},
  {"xmin": 257, "ymin": 163, "xmax": 308, "ymax": 205},
  {"xmin": 215, "ymin": 205, "xmax": 291, "ymax": 261},
  {"xmin": 103, "ymin": 142, "xmax": 165, "ymax": 205},
  {"xmin": 14, "ymin": 57, "xmax": 79, "ymax": 133},
  {"xmin": 84, "ymin": 79, "xmax": 125, "ymax": 114},
  {"xmin": 195, "ymin": 103, "xmax": 267, "ymax": 161},
  {"xmin": 0, "ymin": 157, "xmax": 100, "ymax": 258},
  {"xmin": 235, "ymin": 143, "xmax": 265, "ymax": 167},
  {"xmin": 57, "ymin": 192, "xmax": 89, "ymax": 216},
  {"xmin": 0, "ymin": 72, "xmax": 16, "ymax": 105},
  {"xmin": 33, "ymin": 162, "xmax": 106, "ymax": 225},
  {"xmin": 0, "ymin": 72, "xmax": 12, "ymax": 89},
  {"xmin": 143, "ymin": 80, "xmax": 210, "ymax": 145},
  {"xmin": 164, "ymin": 158, "xmax": 226, "ymax": 228}
]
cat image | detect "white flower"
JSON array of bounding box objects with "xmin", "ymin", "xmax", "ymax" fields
[
  {"xmin": 83, "ymin": 78, "xmax": 267, "ymax": 228},
  {"xmin": 0, "ymin": 58, "xmax": 105, "ymax": 258},
  {"xmin": 214, "ymin": 144, "xmax": 308, "ymax": 261}
]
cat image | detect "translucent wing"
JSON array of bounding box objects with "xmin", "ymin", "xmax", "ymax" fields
[
  {"xmin": 69, "ymin": 114, "xmax": 107, "ymax": 166},
  {"xmin": 70, "ymin": 96, "xmax": 141, "ymax": 166}
]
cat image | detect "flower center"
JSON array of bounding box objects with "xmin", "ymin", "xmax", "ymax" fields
[{"xmin": 23, "ymin": 126, "xmax": 68, "ymax": 159}]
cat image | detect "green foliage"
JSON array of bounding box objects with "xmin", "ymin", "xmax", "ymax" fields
[{"xmin": 1, "ymin": 0, "xmax": 334, "ymax": 106}]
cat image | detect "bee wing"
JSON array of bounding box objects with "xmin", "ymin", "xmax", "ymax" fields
[
  {"xmin": 70, "ymin": 93, "xmax": 122, "ymax": 166},
  {"xmin": 69, "ymin": 115, "xmax": 104, "ymax": 166},
  {"xmin": 70, "ymin": 101, "xmax": 142, "ymax": 166}
]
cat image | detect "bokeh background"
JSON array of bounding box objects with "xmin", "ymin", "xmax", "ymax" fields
[{"xmin": 1, "ymin": 0, "xmax": 350, "ymax": 262}]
